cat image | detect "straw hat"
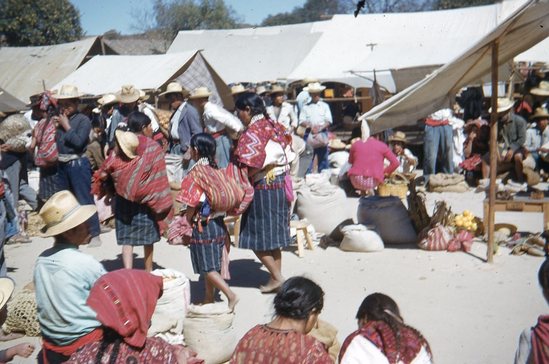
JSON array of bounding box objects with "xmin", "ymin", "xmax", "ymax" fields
[
  {"xmin": 531, "ymin": 81, "xmax": 549, "ymax": 96},
  {"xmin": 53, "ymin": 85, "xmax": 84, "ymax": 100},
  {"xmin": 0, "ymin": 277, "xmax": 14, "ymax": 311},
  {"xmin": 97, "ymin": 93, "xmax": 118, "ymax": 107},
  {"xmin": 530, "ymin": 107, "xmax": 549, "ymax": 120},
  {"xmin": 116, "ymin": 85, "xmax": 141, "ymax": 104},
  {"xmin": 494, "ymin": 223, "xmax": 517, "ymax": 237},
  {"xmin": 231, "ymin": 84, "xmax": 246, "ymax": 95},
  {"xmin": 389, "ymin": 131, "xmax": 407, "ymax": 144},
  {"xmin": 256, "ymin": 86, "xmax": 268, "ymax": 96},
  {"xmin": 304, "ymin": 82, "xmax": 326, "ymax": 93},
  {"xmin": 488, "ymin": 98, "xmax": 514, "ymax": 113},
  {"xmin": 328, "ymin": 138, "xmax": 346, "ymax": 150},
  {"xmin": 159, "ymin": 82, "xmax": 186, "ymax": 97},
  {"xmin": 189, "ymin": 87, "xmax": 212, "ymax": 99},
  {"xmin": 270, "ymin": 84, "xmax": 285, "ymax": 95},
  {"xmin": 115, "ymin": 130, "xmax": 139, "ymax": 159},
  {"xmin": 301, "ymin": 77, "xmax": 318, "ymax": 86},
  {"xmin": 138, "ymin": 89, "xmax": 148, "ymax": 102},
  {"xmin": 39, "ymin": 191, "xmax": 97, "ymax": 237}
]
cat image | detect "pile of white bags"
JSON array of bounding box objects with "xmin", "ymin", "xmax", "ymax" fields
[
  {"xmin": 340, "ymin": 224, "xmax": 384, "ymax": 252},
  {"xmin": 149, "ymin": 269, "xmax": 191, "ymax": 345},
  {"xmin": 296, "ymin": 173, "xmax": 353, "ymax": 235},
  {"xmin": 183, "ymin": 303, "xmax": 237, "ymax": 364}
]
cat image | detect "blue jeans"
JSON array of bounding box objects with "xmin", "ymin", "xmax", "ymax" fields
[
  {"xmin": 56, "ymin": 157, "xmax": 100, "ymax": 237},
  {"xmin": 304, "ymin": 131, "xmax": 329, "ymax": 173},
  {"xmin": 423, "ymin": 124, "xmax": 453, "ymax": 181}
]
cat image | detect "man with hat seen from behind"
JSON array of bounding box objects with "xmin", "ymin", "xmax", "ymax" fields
[
  {"xmin": 481, "ymin": 97, "xmax": 528, "ymax": 182},
  {"xmin": 52, "ymin": 84, "xmax": 102, "ymax": 247},
  {"xmin": 34, "ymin": 190, "xmax": 106, "ymax": 363},
  {"xmin": 159, "ymin": 81, "xmax": 202, "ymax": 156},
  {"xmin": 531, "ymin": 80, "xmax": 549, "ymax": 110},
  {"xmin": 188, "ymin": 86, "xmax": 244, "ymax": 168},
  {"xmin": 299, "ymin": 82, "xmax": 333, "ymax": 173},
  {"xmin": 107, "ymin": 85, "xmax": 141, "ymax": 148}
]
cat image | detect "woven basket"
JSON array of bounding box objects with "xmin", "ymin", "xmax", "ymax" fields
[{"xmin": 378, "ymin": 173, "xmax": 409, "ymax": 199}]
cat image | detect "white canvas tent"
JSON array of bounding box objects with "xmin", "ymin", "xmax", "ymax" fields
[
  {"xmin": 53, "ymin": 51, "xmax": 232, "ymax": 108},
  {"xmin": 167, "ymin": 1, "xmax": 540, "ymax": 93},
  {"xmin": 359, "ymin": 0, "xmax": 549, "ymax": 133},
  {"xmin": 0, "ymin": 37, "xmax": 116, "ymax": 104},
  {"xmin": 0, "ymin": 87, "xmax": 26, "ymax": 113}
]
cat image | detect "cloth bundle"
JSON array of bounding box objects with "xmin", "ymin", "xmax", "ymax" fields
[{"xmin": 428, "ymin": 173, "xmax": 469, "ymax": 193}]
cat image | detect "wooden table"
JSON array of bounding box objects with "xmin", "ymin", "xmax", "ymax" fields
[{"xmin": 483, "ymin": 197, "xmax": 549, "ymax": 231}]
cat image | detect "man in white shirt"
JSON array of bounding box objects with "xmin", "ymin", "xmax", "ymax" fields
[
  {"xmin": 299, "ymin": 82, "xmax": 333, "ymax": 173},
  {"xmin": 188, "ymin": 87, "xmax": 244, "ymax": 168},
  {"xmin": 266, "ymin": 85, "xmax": 297, "ymax": 132}
]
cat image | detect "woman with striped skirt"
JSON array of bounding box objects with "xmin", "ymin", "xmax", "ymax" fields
[
  {"xmin": 176, "ymin": 133, "xmax": 238, "ymax": 311},
  {"xmin": 233, "ymin": 92, "xmax": 295, "ymax": 294}
]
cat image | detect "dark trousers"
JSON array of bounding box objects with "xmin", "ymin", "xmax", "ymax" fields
[{"xmin": 56, "ymin": 158, "xmax": 100, "ymax": 237}]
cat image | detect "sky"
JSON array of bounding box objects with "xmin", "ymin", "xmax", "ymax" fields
[{"xmin": 71, "ymin": 0, "xmax": 307, "ymax": 36}]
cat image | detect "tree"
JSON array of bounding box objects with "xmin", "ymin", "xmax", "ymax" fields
[
  {"xmin": 433, "ymin": 0, "xmax": 497, "ymax": 10},
  {"xmin": 0, "ymin": 0, "xmax": 82, "ymax": 46},
  {"xmin": 148, "ymin": 0, "xmax": 241, "ymax": 43}
]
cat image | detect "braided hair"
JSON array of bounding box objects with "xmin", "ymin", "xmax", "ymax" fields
[
  {"xmin": 235, "ymin": 92, "xmax": 269, "ymax": 120},
  {"xmin": 127, "ymin": 111, "xmax": 151, "ymax": 133},
  {"xmin": 356, "ymin": 293, "xmax": 432, "ymax": 358},
  {"xmin": 190, "ymin": 133, "xmax": 218, "ymax": 168},
  {"xmin": 273, "ymin": 276, "xmax": 324, "ymax": 320}
]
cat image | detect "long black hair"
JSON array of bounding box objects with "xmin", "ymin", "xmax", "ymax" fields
[
  {"xmin": 273, "ymin": 276, "xmax": 324, "ymax": 320},
  {"xmin": 190, "ymin": 133, "xmax": 217, "ymax": 168},
  {"xmin": 235, "ymin": 91, "xmax": 268, "ymax": 119},
  {"xmin": 127, "ymin": 111, "xmax": 151, "ymax": 133},
  {"xmin": 356, "ymin": 293, "xmax": 432, "ymax": 357}
]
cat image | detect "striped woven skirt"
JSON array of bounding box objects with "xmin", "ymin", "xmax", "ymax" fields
[
  {"xmin": 115, "ymin": 195, "xmax": 160, "ymax": 246},
  {"xmin": 238, "ymin": 175, "xmax": 290, "ymax": 252},
  {"xmin": 190, "ymin": 217, "xmax": 227, "ymax": 274}
]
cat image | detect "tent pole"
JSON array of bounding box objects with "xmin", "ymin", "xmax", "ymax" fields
[{"xmin": 487, "ymin": 40, "xmax": 499, "ymax": 263}]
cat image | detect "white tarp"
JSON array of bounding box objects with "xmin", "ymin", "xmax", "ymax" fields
[
  {"xmin": 0, "ymin": 37, "xmax": 114, "ymax": 104},
  {"xmin": 167, "ymin": 1, "xmax": 540, "ymax": 93},
  {"xmin": 52, "ymin": 51, "xmax": 233, "ymax": 107},
  {"xmin": 359, "ymin": 0, "xmax": 549, "ymax": 133}
]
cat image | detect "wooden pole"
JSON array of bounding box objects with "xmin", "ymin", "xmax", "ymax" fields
[{"xmin": 487, "ymin": 40, "xmax": 499, "ymax": 263}]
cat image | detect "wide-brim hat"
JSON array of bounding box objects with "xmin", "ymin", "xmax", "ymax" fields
[
  {"xmin": 530, "ymin": 107, "xmax": 549, "ymax": 120},
  {"xmin": 270, "ymin": 85, "xmax": 285, "ymax": 95},
  {"xmin": 53, "ymin": 85, "xmax": 84, "ymax": 100},
  {"xmin": 531, "ymin": 81, "xmax": 549, "ymax": 96},
  {"xmin": 115, "ymin": 130, "xmax": 139, "ymax": 159},
  {"xmin": 159, "ymin": 82, "xmax": 186, "ymax": 97},
  {"xmin": 304, "ymin": 82, "xmax": 326, "ymax": 93},
  {"xmin": 39, "ymin": 191, "xmax": 97, "ymax": 237},
  {"xmin": 389, "ymin": 131, "xmax": 407, "ymax": 144},
  {"xmin": 488, "ymin": 98, "xmax": 514, "ymax": 114},
  {"xmin": 189, "ymin": 87, "xmax": 212, "ymax": 99},
  {"xmin": 494, "ymin": 223, "xmax": 517, "ymax": 237},
  {"xmin": 116, "ymin": 85, "xmax": 141, "ymax": 104},
  {"xmin": 301, "ymin": 77, "xmax": 318, "ymax": 86},
  {"xmin": 256, "ymin": 86, "xmax": 268, "ymax": 95},
  {"xmin": 26, "ymin": 93, "xmax": 42, "ymax": 107},
  {"xmin": 97, "ymin": 93, "xmax": 118, "ymax": 107},
  {"xmin": 328, "ymin": 138, "xmax": 346, "ymax": 150},
  {"xmin": 231, "ymin": 84, "xmax": 246, "ymax": 95},
  {"xmin": 0, "ymin": 277, "xmax": 14, "ymax": 311}
]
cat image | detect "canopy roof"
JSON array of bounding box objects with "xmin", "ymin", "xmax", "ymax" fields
[
  {"xmin": 0, "ymin": 37, "xmax": 116, "ymax": 104},
  {"xmin": 0, "ymin": 87, "xmax": 26, "ymax": 113},
  {"xmin": 168, "ymin": 1, "xmax": 539, "ymax": 93},
  {"xmin": 359, "ymin": 0, "xmax": 549, "ymax": 133},
  {"xmin": 53, "ymin": 51, "xmax": 232, "ymax": 108}
]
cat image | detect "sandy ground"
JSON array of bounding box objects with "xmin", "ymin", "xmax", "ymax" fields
[{"xmin": 3, "ymin": 186, "xmax": 548, "ymax": 364}]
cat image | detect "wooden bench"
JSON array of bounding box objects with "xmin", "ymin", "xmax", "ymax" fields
[
  {"xmin": 483, "ymin": 197, "xmax": 549, "ymax": 232},
  {"xmin": 290, "ymin": 220, "xmax": 315, "ymax": 258}
]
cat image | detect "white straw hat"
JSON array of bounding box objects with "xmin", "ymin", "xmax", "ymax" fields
[
  {"xmin": 116, "ymin": 85, "xmax": 141, "ymax": 104},
  {"xmin": 115, "ymin": 130, "xmax": 139, "ymax": 159},
  {"xmin": 189, "ymin": 87, "xmax": 212, "ymax": 99},
  {"xmin": 53, "ymin": 85, "xmax": 84, "ymax": 100},
  {"xmin": 39, "ymin": 191, "xmax": 97, "ymax": 237},
  {"xmin": 304, "ymin": 82, "xmax": 326, "ymax": 93},
  {"xmin": 159, "ymin": 82, "xmax": 187, "ymax": 97}
]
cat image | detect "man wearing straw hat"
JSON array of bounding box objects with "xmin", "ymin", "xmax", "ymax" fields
[
  {"xmin": 188, "ymin": 86, "xmax": 244, "ymax": 168},
  {"xmin": 107, "ymin": 85, "xmax": 141, "ymax": 148},
  {"xmin": 34, "ymin": 190, "xmax": 106, "ymax": 362},
  {"xmin": 525, "ymin": 107, "xmax": 549, "ymax": 171},
  {"xmin": 159, "ymin": 81, "xmax": 202, "ymax": 156},
  {"xmin": 481, "ymin": 97, "xmax": 527, "ymax": 182},
  {"xmin": 53, "ymin": 84, "xmax": 102, "ymax": 247}
]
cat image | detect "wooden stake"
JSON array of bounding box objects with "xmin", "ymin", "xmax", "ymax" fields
[{"xmin": 487, "ymin": 41, "xmax": 499, "ymax": 263}]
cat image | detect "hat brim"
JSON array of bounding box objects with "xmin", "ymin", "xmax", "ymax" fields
[
  {"xmin": 118, "ymin": 95, "xmax": 140, "ymax": 103},
  {"xmin": 530, "ymin": 88, "xmax": 549, "ymax": 96},
  {"xmin": 531, "ymin": 113, "xmax": 549, "ymax": 120},
  {"xmin": 189, "ymin": 93, "xmax": 212, "ymax": 99},
  {"xmin": 159, "ymin": 90, "xmax": 182, "ymax": 97},
  {"xmin": 494, "ymin": 223, "xmax": 517, "ymax": 236},
  {"xmin": 389, "ymin": 137, "xmax": 406, "ymax": 143},
  {"xmin": 55, "ymin": 93, "xmax": 84, "ymax": 100},
  {"xmin": 304, "ymin": 87, "xmax": 326, "ymax": 93},
  {"xmin": 115, "ymin": 130, "xmax": 138, "ymax": 160},
  {"xmin": 41, "ymin": 205, "xmax": 97, "ymax": 237},
  {"xmin": 0, "ymin": 277, "xmax": 15, "ymax": 311}
]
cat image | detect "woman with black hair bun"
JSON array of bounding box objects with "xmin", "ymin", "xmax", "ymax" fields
[
  {"xmin": 230, "ymin": 276, "xmax": 332, "ymax": 363},
  {"xmin": 515, "ymin": 258, "xmax": 549, "ymax": 363},
  {"xmin": 233, "ymin": 92, "xmax": 295, "ymax": 294},
  {"xmin": 339, "ymin": 293, "xmax": 433, "ymax": 364}
]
